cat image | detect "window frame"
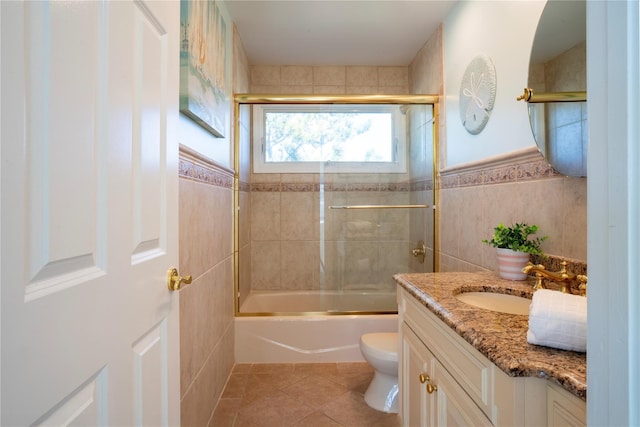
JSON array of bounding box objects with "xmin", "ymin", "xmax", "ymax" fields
[{"xmin": 252, "ymin": 104, "xmax": 407, "ymax": 174}]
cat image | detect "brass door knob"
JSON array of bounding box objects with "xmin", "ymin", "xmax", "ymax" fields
[
  {"xmin": 426, "ymin": 383, "xmax": 438, "ymax": 394},
  {"xmin": 167, "ymin": 268, "xmax": 192, "ymax": 291},
  {"xmin": 419, "ymin": 373, "xmax": 430, "ymax": 384}
]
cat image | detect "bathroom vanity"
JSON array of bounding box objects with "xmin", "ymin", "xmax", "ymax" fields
[{"xmin": 394, "ymin": 272, "xmax": 586, "ymax": 427}]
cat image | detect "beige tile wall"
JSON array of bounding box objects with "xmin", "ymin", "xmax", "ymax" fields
[
  {"xmin": 247, "ymin": 182, "xmax": 412, "ymax": 293},
  {"xmin": 179, "ymin": 23, "xmax": 251, "ymax": 426},
  {"xmin": 437, "ymin": 152, "xmax": 587, "ymax": 273},
  {"xmin": 244, "ymin": 62, "xmax": 417, "ymax": 296},
  {"xmin": 407, "ymin": 25, "xmax": 441, "ymax": 273},
  {"xmin": 178, "ymin": 154, "xmax": 234, "ymax": 426},
  {"xmin": 250, "ymin": 65, "xmax": 409, "ymax": 94}
]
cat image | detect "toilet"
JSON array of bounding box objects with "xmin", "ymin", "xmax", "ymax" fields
[{"xmin": 359, "ymin": 332, "xmax": 399, "ymax": 413}]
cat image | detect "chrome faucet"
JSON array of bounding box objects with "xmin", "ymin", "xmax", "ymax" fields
[{"xmin": 522, "ymin": 261, "xmax": 588, "ymax": 295}]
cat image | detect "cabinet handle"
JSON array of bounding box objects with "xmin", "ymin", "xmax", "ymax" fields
[
  {"xmin": 426, "ymin": 383, "xmax": 438, "ymax": 394},
  {"xmin": 419, "ymin": 373, "xmax": 430, "ymax": 384}
]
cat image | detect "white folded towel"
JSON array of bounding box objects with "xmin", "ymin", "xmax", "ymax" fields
[{"xmin": 527, "ymin": 289, "xmax": 587, "ymax": 352}]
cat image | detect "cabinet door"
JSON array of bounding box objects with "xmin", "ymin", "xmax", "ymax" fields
[
  {"xmin": 401, "ymin": 323, "xmax": 435, "ymax": 426},
  {"xmin": 401, "ymin": 322, "xmax": 493, "ymax": 427},
  {"xmin": 432, "ymin": 359, "xmax": 493, "ymax": 426},
  {"xmin": 547, "ymin": 382, "xmax": 586, "ymax": 427}
]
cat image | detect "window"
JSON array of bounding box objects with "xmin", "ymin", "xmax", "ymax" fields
[{"xmin": 253, "ymin": 104, "xmax": 406, "ymax": 173}]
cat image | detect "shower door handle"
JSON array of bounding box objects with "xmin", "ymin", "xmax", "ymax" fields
[{"xmin": 412, "ymin": 241, "xmax": 426, "ymax": 264}]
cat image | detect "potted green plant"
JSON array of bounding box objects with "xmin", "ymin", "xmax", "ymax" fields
[{"xmin": 482, "ymin": 223, "xmax": 547, "ymax": 280}]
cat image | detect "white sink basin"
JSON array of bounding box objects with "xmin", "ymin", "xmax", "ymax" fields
[{"xmin": 455, "ymin": 292, "xmax": 531, "ymax": 315}]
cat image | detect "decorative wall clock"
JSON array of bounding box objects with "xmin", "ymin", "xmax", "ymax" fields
[{"xmin": 459, "ymin": 54, "xmax": 497, "ymax": 135}]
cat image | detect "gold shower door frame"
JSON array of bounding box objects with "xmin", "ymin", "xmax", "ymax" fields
[{"xmin": 232, "ymin": 94, "xmax": 440, "ymax": 316}]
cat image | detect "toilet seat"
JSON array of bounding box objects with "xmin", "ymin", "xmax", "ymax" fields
[{"xmin": 360, "ymin": 333, "xmax": 398, "ymax": 362}]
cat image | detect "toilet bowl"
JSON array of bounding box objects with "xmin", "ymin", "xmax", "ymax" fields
[{"xmin": 359, "ymin": 332, "xmax": 399, "ymax": 413}]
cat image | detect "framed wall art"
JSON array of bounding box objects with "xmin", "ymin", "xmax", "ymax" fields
[{"xmin": 180, "ymin": 0, "xmax": 230, "ymax": 138}]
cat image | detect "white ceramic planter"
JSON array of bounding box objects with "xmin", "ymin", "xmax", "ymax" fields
[{"xmin": 496, "ymin": 248, "xmax": 530, "ymax": 280}]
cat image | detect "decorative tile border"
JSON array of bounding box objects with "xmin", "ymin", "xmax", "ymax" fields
[
  {"xmin": 239, "ymin": 181, "xmax": 251, "ymax": 192},
  {"xmin": 179, "ymin": 145, "xmax": 233, "ymax": 189},
  {"xmin": 250, "ymin": 180, "xmax": 432, "ymax": 193},
  {"xmin": 440, "ymin": 146, "xmax": 561, "ymax": 190},
  {"xmin": 250, "ymin": 183, "xmax": 282, "ymax": 192},
  {"xmin": 410, "ymin": 180, "xmax": 434, "ymax": 192}
]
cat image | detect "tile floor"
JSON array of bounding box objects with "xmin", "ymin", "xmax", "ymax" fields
[{"xmin": 211, "ymin": 362, "xmax": 400, "ymax": 427}]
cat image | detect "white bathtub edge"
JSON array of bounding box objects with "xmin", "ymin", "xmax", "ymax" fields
[{"xmin": 235, "ymin": 314, "xmax": 398, "ymax": 363}]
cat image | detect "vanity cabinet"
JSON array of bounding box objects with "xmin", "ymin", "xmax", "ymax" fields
[
  {"xmin": 547, "ymin": 382, "xmax": 587, "ymax": 426},
  {"xmin": 402, "ymin": 323, "xmax": 491, "ymax": 426},
  {"xmin": 398, "ymin": 286, "xmax": 586, "ymax": 427}
]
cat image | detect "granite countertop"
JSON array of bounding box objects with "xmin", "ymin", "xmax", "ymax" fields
[{"xmin": 394, "ymin": 271, "xmax": 587, "ymax": 401}]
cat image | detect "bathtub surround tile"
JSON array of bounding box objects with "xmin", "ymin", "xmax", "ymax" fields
[
  {"xmin": 314, "ymin": 85, "xmax": 346, "ymax": 94},
  {"xmin": 281, "ymin": 241, "xmax": 321, "ymax": 290},
  {"xmin": 247, "ymin": 176, "xmax": 431, "ymax": 292},
  {"xmin": 250, "ymin": 65, "xmax": 409, "ymax": 95},
  {"xmin": 321, "ymin": 242, "xmax": 346, "ymax": 291},
  {"xmin": 313, "ymin": 66, "xmax": 346, "ymax": 86},
  {"xmin": 239, "ymin": 191, "xmax": 251, "ymax": 247},
  {"xmin": 378, "ymin": 66, "xmax": 409, "ymax": 88},
  {"xmin": 346, "ymin": 66, "xmax": 378, "ymax": 86},
  {"xmin": 238, "ymin": 246, "xmax": 251, "ymax": 309},
  {"xmin": 250, "ymin": 192, "xmax": 281, "ymax": 241},
  {"xmin": 250, "ymin": 241, "xmax": 281, "ymax": 290},
  {"xmin": 377, "ymin": 86, "xmax": 409, "ymax": 95},
  {"xmin": 248, "ymin": 84, "xmax": 280, "ymax": 94},
  {"xmin": 281, "ymin": 192, "xmax": 319, "ymax": 241},
  {"xmin": 343, "ymin": 242, "xmax": 380, "ymax": 287},
  {"xmin": 378, "ymin": 241, "xmax": 412, "ymax": 288},
  {"xmin": 251, "ymin": 65, "xmax": 281, "ymax": 86},
  {"xmin": 281, "ymin": 173, "xmax": 316, "ymax": 184},
  {"xmin": 348, "ymin": 85, "xmax": 379, "ymax": 95},
  {"xmin": 282, "ymin": 65, "xmax": 313, "ymax": 85},
  {"xmin": 409, "ymin": 24, "xmax": 443, "ymax": 95},
  {"xmin": 234, "ymin": 26, "xmax": 250, "ymax": 93},
  {"xmin": 280, "ymin": 85, "xmax": 314, "ymax": 94},
  {"xmin": 250, "ymin": 182, "xmax": 281, "ymax": 191},
  {"xmin": 213, "ymin": 363, "xmax": 399, "ymax": 427}
]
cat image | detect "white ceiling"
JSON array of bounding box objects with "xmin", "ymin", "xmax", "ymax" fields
[{"xmin": 225, "ymin": 0, "xmax": 458, "ymax": 66}]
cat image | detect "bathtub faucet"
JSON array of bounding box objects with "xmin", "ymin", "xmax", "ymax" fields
[{"xmin": 411, "ymin": 241, "xmax": 426, "ymax": 264}]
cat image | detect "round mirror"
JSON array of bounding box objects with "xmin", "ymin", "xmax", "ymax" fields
[{"xmin": 527, "ymin": 0, "xmax": 586, "ymax": 177}]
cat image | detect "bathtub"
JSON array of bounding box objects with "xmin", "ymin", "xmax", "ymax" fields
[{"xmin": 235, "ymin": 290, "xmax": 398, "ymax": 363}]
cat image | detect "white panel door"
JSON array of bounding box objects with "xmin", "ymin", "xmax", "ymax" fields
[{"xmin": 1, "ymin": 1, "xmax": 180, "ymax": 425}]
